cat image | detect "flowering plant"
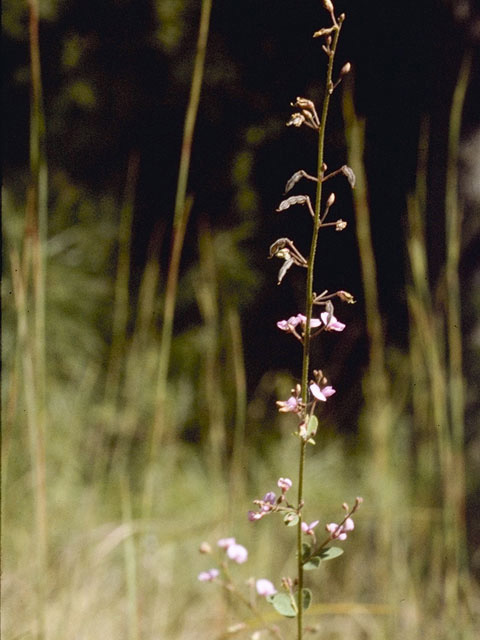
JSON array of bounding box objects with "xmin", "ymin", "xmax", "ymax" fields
[{"xmin": 198, "ymin": 2, "xmax": 362, "ymax": 637}]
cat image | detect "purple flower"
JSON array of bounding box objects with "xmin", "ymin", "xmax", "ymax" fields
[
  {"xmin": 256, "ymin": 579, "xmax": 277, "ymax": 597},
  {"xmin": 198, "ymin": 568, "xmax": 219, "ymax": 582},
  {"xmin": 248, "ymin": 510, "xmax": 264, "ymax": 521},
  {"xmin": 320, "ymin": 311, "xmax": 345, "ymax": 332},
  {"xmin": 326, "ymin": 517, "xmax": 355, "ymax": 541},
  {"xmin": 301, "ymin": 520, "xmax": 320, "ymax": 536},
  {"xmin": 310, "ymin": 383, "xmax": 336, "ymax": 402},
  {"xmin": 277, "ymin": 477, "xmax": 292, "ymax": 493},
  {"xmin": 262, "ymin": 491, "xmax": 276, "ymax": 507},
  {"xmin": 276, "ymin": 395, "xmax": 299, "ymax": 413},
  {"xmin": 226, "ymin": 543, "xmax": 248, "ymax": 564}
]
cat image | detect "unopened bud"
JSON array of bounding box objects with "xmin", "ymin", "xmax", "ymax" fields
[
  {"xmin": 340, "ymin": 62, "xmax": 352, "ymax": 76},
  {"xmin": 323, "ymin": 0, "xmax": 334, "ymax": 13},
  {"xmin": 327, "ymin": 192, "xmax": 336, "ymax": 207},
  {"xmin": 342, "ymin": 502, "xmax": 349, "ymax": 511},
  {"xmin": 199, "ymin": 542, "xmax": 212, "ymax": 554}
]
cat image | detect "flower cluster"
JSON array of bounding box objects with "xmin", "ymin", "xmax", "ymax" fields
[
  {"xmin": 276, "ymin": 309, "xmax": 345, "ymax": 342},
  {"xmin": 326, "ymin": 517, "xmax": 354, "ymax": 541},
  {"xmin": 248, "ymin": 477, "xmax": 294, "ymax": 521}
]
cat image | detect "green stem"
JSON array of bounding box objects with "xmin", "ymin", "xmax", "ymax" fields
[{"xmin": 298, "ymin": 17, "xmax": 343, "ymax": 640}]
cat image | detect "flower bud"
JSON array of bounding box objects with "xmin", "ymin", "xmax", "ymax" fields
[
  {"xmin": 335, "ymin": 219, "xmax": 347, "ymax": 231},
  {"xmin": 327, "ymin": 192, "xmax": 336, "ymax": 207},
  {"xmin": 199, "ymin": 541, "xmax": 212, "ymax": 554},
  {"xmin": 340, "ymin": 62, "xmax": 351, "ymax": 76},
  {"xmin": 323, "ymin": 0, "xmax": 334, "ymax": 13}
]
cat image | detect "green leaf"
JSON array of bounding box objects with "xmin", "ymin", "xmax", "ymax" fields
[
  {"xmin": 303, "ymin": 555, "xmax": 321, "ymax": 570},
  {"xmin": 268, "ymin": 593, "xmax": 297, "ymax": 618},
  {"xmin": 303, "ymin": 546, "xmax": 344, "ymax": 569},
  {"xmin": 301, "ymin": 542, "xmax": 312, "ymax": 561},
  {"xmin": 284, "ymin": 513, "xmax": 299, "ymax": 527},
  {"xmin": 305, "ymin": 415, "xmax": 318, "ymax": 438},
  {"xmin": 300, "ymin": 588, "xmax": 312, "ymax": 611},
  {"xmin": 317, "ymin": 546, "xmax": 344, "ymax": 561}
]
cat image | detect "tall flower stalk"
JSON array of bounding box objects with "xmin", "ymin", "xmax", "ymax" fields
[
  {"xmin": 298, "ymin": 7, "xmax": 344, "ymax": 637},
  {"xmin": 198, "ymin": 4, "xmax": 361, "ymax": 637}
]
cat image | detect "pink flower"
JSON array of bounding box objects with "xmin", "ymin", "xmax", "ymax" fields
[
  {"xmin": 277, "ymin": 314, "xmax": 321, "ymax": 334},
  {"xmin": 217, "ymin": 537, "xmax": 236, "ymax": 549},
  {"xmin": 310, "ymin": 383, "xmax": 336, "ymax": 402},
  {"xmin": 326, "ymin": 517, "xmax": 355, "ymax": 541},
  {"xmin": 256, "ymin": 579, "xmax": 277, "ymax": 597},
  {"xmin": 301, "ymin": 520, "xmax": 319, "ymax": 536},
  {"xmin": 296, "ymin": 314, "xmax": 321, "ymax": 329},
  {"xmin": 276, "ymin": 395, "xmax": 299, "ymax": 413},
  {"xmin": 248, "ymin": 510, "xmax": 264, "ymax": 521},
  {"xmin": 227, "ymin": 543, "xmax": 248, "ymax": 564},
  {"xmin": 276, "ymin": 315, "xmax": 303, "ymax": 332},
  {"xmin": 320, "ymin": 311, "xmax": 345, "ymax": 332},
  {"xmin": 277, "ymin": 477, "xmax": 292, "ymax": 493},
  {"xmin": 198, "ymin": 568, "xmax": 219, "ymax": 582}
]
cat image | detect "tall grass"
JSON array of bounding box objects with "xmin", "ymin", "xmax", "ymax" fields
[{"xmin": 1, "ymin": 5, "xmax": 478, "ymax": 640}]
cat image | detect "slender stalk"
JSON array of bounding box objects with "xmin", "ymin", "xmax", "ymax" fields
[
  {"xmin": 298, "ymin": 16, "xmax": 344, "ymax": 639},
  {"xmin": 26, "ymin": 3, "xmax": 48, "ymax": 637},
  {"xmin": 105, "ymin": 152, "xmax": 140, "ymax": 403},
  {"xmin": 444, "ymin": 50, "xmax": 471, "ymax": 622},
  {"xmin": 142, "ymin": 0, "xmax": 213, "ymax": 518}
]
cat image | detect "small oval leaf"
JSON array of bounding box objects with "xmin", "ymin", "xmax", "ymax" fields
[
  {"xmin": 301, "ymin": 588, "xmax": 312, "ymax": 611},
  {"xmin": 303, "ymin": 556, "xmax": 321, "ymax": 570},
  {"xmin": 306, "ymin": 415, "xmax": 318, "ymax": 438},
  {"xmin": 318, "ymin": 546, "xmax": 344, "ymax": 561},
  {"xmin": 268, "ymin": 593, "xmax": 297, "ymax": 618},
  {"xmin": 284, "ymin": 513, "xmax": 299, "ymax": 527},
  {"xmin": 301, "ymin": 542, "xmax": 312, "ymax": 561}
]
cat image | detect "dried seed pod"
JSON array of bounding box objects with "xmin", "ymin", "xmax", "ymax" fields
[
  {"xmin": 313, "ymin": 26, "xmax": 336, "ymax": 38},
  {"xmin": 341, "ymin": 164, "xmax": 356, "ymax": 188},
  {"xmin": 277, "ymin": 195, "xmax": 308, "ymax": 212},
  {"xmin": 285, "ymin": 170, "xmax": 306, "ymax": 193}
]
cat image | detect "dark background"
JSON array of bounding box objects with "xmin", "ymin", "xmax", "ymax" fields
[{"xmin": 4, "ymin": 0, "xmax": 480, "ymax": 429}]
